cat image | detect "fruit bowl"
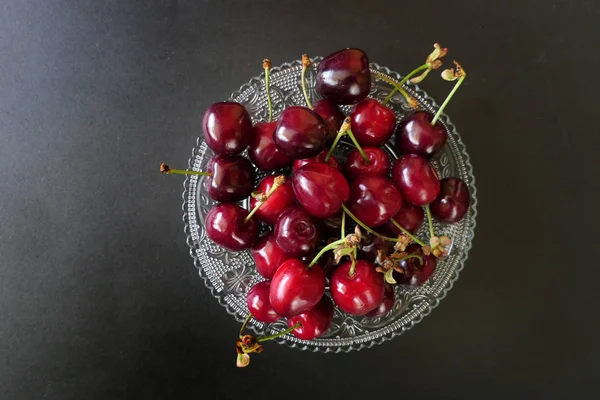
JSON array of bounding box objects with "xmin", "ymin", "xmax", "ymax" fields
[{"xmin": 182, "ymin": 57, "xmax": 477, "ymax": 352}]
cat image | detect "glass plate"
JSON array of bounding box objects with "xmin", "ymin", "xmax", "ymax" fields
[{"xmin": 182, "ymin": 57, "xmax": 477, "ymax": 352}]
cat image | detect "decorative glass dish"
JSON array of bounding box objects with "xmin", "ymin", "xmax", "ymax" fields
[{"xmin": 182, "ymin": 57, "xmax": 477, "ymax": 352}]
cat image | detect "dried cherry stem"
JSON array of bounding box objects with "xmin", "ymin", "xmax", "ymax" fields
[
  {"xmin": 239, "ymin": 314, "xmax": 252, "ymax": 337},
  {"xmin": 263, "ymin": 59, "xmax": 273, "ymax": 122},
  {"xmin": 431, "ymin": 69, "xmax": 466, "ymax": 125},
  {"xmin": 325, "ymin": 118, "xmax": 369, "ymax": 164},
  {"xmin": 244, "ymin": 175, "xmax": 286, "ymax": 223},
  {"xmin": 425, "ymin": 204, "xmax": 435, "ymax": 238},
  {"xmin": 160, "ymin": 163, "xmax": 211, "ymax": 176},
  {"xmin": 349, "ymin": 247, "xmax": 357, "ymax": 277},
  {"xmin": 301, "ymin": 54, "xmax": 313, "ymax": 110},
  {"xmin": 389, "ymin": 219, "xmax": 427, "ymax": 247},
  {"xmin": 308, "ymin": 238, "xmax": 346, "ymax": 268},
  {"xmin": 258, "ymin": 322, "xmax": 301, "ymax": 342},
  {"xmin": 341, "ymin": 205, "xmax": 405, "ymax": 244},
  {"xmin": 381, "ymin": 63, "xmax": 429, "ymax": 105}
]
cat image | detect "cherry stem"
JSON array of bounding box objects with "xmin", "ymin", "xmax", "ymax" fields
[
  {"xmin": 160, "ymin": 163, "xmax": 211, "ymax": 176},
  {"xmin": 349, "ymin": 247, "xmax": 357, "ymax": 277},
  {"xmin": 244, "ymin": 175, "xmax": 286, "ymax": 223},
  {"xmin": 396, "ymin": 254, "xmax": 423, "ymax": 265},
  {"xmin": 425, "ymin": 204, "xmax": 435, "ymax": 238},
  {"xmin": 346, "ymin": 128, "xmax": 369, "ymax": 164},
  {"xmin": 389, "ymin": 219, "xmax": 427, "ymax": 247},
  {"xmin": 239, "ymin": 313, "xmax": 252, "ymax": 337},
  {"xmin": 340, "ymin": 211, "xmax": 346, "ymax": 239},
  {"xmin": 325, "ymin": 128, "xmax": 345, "ymax": 163},
  {"xmin": 308, "ymin": 238, "xmax": 346, "ymax": 268},
  {"xmin": 341, "ymin": 205, "xmax": 405, "ymax": 244},
  {"xmin": 381, "ymin": 63, "xmax": 430, "ymax": 105},
  {"xmin": 431, "ymin": 75, "xmax": 465, "ymax": 126},
  {"xmin": 263, "ymin": 59, "xmax": 273, "ymax": 122},
  {"xmin": 301, "ymin": 54, "xmax": 313, "ymax": 110},
  {"xmin": 258, "ymin": 322, "xmax": 301, "ymax": 342}
]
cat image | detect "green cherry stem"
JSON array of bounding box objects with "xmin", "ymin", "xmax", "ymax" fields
[
  {"xmin": 341, "ymin": 205, "xmax": 405, "ymax": 244},
  {"xmin": 431, "ymin": 74, "xmax": 465, "ymax": 126},
  {"xmin": 395, "ymin": 254, "xmax": 423, "ymax": 265},
  {"xmin": 308, "ymin": 238, "xmax": 346, "ymax": 268},
  {"xmin": 258, "ymin": 322, "xmax": 301, "ymax": 342},
  {"xmin": 346, "ymin": 128, "xmax": 369, "ymax": 163},
  {"xmin": 425, "ymin": 204, "xmax": 435, "ymax": 238},
  {"xmin": 381, "ymin": 63, "xmax": 430, "ymax": 105},
  {"xmin": 239, "ymin": 314, "xmax": 253, "ymax": 337},
  {"xmin": 340, "ymin": 211, "xmax": 346, "ymax": 239},
  {"xmin": 349, "ymin": 247, "xmax": 357, "ymax": 277},
  {"xmin": 263, "ymin": 59, "xmax": 273, "ymax": 122},
  {"xmin": 160, "ymin": 163, "xmax": 211, "ymax": 176},
  {"xmin": 389, "ymin": 219, "xmax": 427, "ymax": 247},
  {"xmin": 244, "ymin": 175, "xmax": 286, "ymax": 223},
  {"xmin": 301, "ymin": 54, "xmax": 313, "ymax": 110}
]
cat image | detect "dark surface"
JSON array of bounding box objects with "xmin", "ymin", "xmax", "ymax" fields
[{"xmin": 1, "ymin": 0, "xmax": 598, "ymax": 399}]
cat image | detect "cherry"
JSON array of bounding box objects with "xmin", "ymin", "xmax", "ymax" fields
[
  {"xmin": 393, "ymin": 243, "xmax": 436, "ymax": 287},
  {"xmin": 366, "ymin": 283, "xmax": 394, "ymax": 317},
  {"xmin": 357, "ymin": 231, "xmax": 392, "ymax": 263},
  {"xmin": 288, "ymin": 295, "xmax": 334, "ymax": 340},
  {"xmin": 319, "ymin": 249, "xmax": 340, "ymax": 279},
  {"xmin": 247, "ymin": 281, "xmax": 280, "ymax": 323},
  {"xmin": 350, "ymin": 98, "xmax": 397, "ymax": 147},
  {"xmin": 312, "ymin": 99, "xmax": 345, "ymax": 145},
  {"xmin": 249, "ymin": 176, "xmax": 296, "ymax": 226},
  {"xmin": 293, "ymin": 149, "xmax": 342, "ymax": 172},
  {"xmin": 269, "ymin": 258, "xmax": 326, "ymax": 317},
  {"xmin": 205, "ymin": 203, "xmax": 258, "ymax": 251},
  {"xmin": 346, "ymin": 175, "xmax": 402, "ymax": 228},
  {"xmin": 316, "ymin": 48, "xmax": 371, "ymax": 105},
  {"xmin": 321, "ymin": 210, "xmax": 343, "ymax": 237},
  {"xmin": 330, "ymin": 260, "xmax": 385, "ymax": 316},
  {"xmin": 202, "ymin": 102, "xmax": 252, "ymax": 155},
  {"xmin": 386, "ymin": 202, "xmax": 425, "ymax": 235},
  {"xmin": 395, "ymin": 111, "xmax": 446, "ymax": 158},
  {"xmin": 248, "ymin": 121, "xmax": 293, "ymax": 171},
  {"xmin": 205, "ymin": 154, "xmax": 255, "ymax": 202},
  {"xmin": 392, "ymin": 154, "xmax": 440, "ymax": 206},
  {"xmin": 292, "ymin": 162, "xmax": 350, "ymax": 219},
  {"xmin": 251, "ymin": 233, "xmax": 290, "ymax": 279},
  {"xmin": 274, "ymin": 206, "xmax": 322, "ymax": 258},
  {"xmin": 344, "ymin": 146, "xmax": 390, "ymax": 180},
  {"xmin": 430, "ymin": 177, "xmax": 470, "ymax": 223},
  {"xmin": 274, "ymin": 106, "xmax": 328, "ymax": 159}
]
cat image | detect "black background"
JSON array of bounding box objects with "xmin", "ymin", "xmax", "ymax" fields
[{"xmin": 1, "ymin": 0, "xmax": 598, "ymax": 399}]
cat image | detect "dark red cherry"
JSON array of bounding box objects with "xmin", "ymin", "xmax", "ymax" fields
[
  {"xmin": 396, "ymin": 111, "xmax": 447, "ymax": 158},
  {"xmin": 346, "ymin": 175, "xmax": 402, "ymax": 227},
  {"xmin": 273, "ymin": 106, "xmax": 328, "ymax": 159},
  {"xmin": 248, "ymin": 121, "xmax": 293, "ymax": 171},
  {"xmin": 288, "ymin": 295, "xmax": 334, "ymax": 340},
  {"xmin": 247, "ymin": 281, "xmax": 280, "ymax": 323},
  {"xmin": 274, "ymin": 206, "xmax": 322, "ymax": 258},
  {"xmin": 205, "ymin": 203, "xmax": 258, "ymax": 251},
  {"xmin": 319, "ymin": 249, "xmax": 340, "ymax": 279},
  {"xmin": 312, "ymin": 99, "xmax": 345, "ymax": 145},
  {"xmin": 205, "ymin": 154, "xmax": 255, "ymax": 202},
  {"xmin": 366, "ymin": 283, "xmax": 394, "ymax": 317},
  {"xmin": 251, "ymin": 233, "xmax": 290, "ymax": 279},
  {"xmin": 344, "ymin": 146, "xmax": 391, "ymax": 180},
  {"xmin": 249, "ymin": 176, "xmax": 296, "ymax": 226},
  {"xmin": 350, "ymin": 98, "xmax": 396, "ymax": 147},
  {"xmin": 202, "ymin": 102, "xmax": 252, "ymax": 155},
  {"xmin": 292, "ymin": 163, "xmax": 350, "ymax": 219},
  {"xmin": 330, "ymin": 260, "xmax": 385, "ymax": 316},
  {"xmin": 386, "ymin": 202, "xmax": 425, "ymax": 235},
  {"xmin": 357, "ymin": 231, "xmax": 392, "ymax": 263},
  {"xmin": 321, "ymin": 210, "xmax": 343, "ymax": 237},
  {"xmin": 269, "ymin": 259, "xmax": 326, "ymax": 317},
  {"xmin": 293, "ymin": 149, "xmax": 342, "ymax": 172},
  {"xmin": 316, "ymin": 48, "xmax": 371, "ymax": 105},
  {"xmin": 393, "ymin": 243, "xmax": 436, "ymax": 287},
  {"xmin": 392, "ymin": 154, "xmax": 440, "ymax": 206},
  {"xmin": 430, "ymin": 177, "xmax": 470, "ymax": 223}
]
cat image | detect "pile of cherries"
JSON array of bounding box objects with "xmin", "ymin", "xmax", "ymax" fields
[{"xmin": 162, "ymin": 45, "xmax": 469, "ymax": 367}]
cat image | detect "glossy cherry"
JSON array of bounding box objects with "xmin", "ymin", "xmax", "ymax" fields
[
  {"xmin": 247, "ymin": 281, "xmax": 280, "ymax": 323},
  {"xmin": 366, "ymin": 283, "xmax": 394, "ymax": 317},
  {"xmin": 346, "ymin": 175, "xmax": 403, "ymax": 227},
  {"xmin": 274, "ymin": 106, "xmax": 328, "ymax": 159},
  {"xmin": 251, "ymin": 233, "xmax": 290, "ymax": 279},
  {"xmin": 392, "ymin": 154, "xmax": 440, "ymax": 206},
  {"xmin": 293, "ymin": 149, "xmax": 342, "ymax": 172},
  {"xmin": 386, "ymin": 202, "xmax": 425, "ymax": 235},
  {"xmin": 393, "ymin": 243, "xmax": 437, "ymax": 287},
  {"xmin": 316, "ymin": 48, "xmax": 371, "ymax": 105},
  {"xmin": 357, "ymin": 231, "xmax": 392, "ymax": 263},
  {"xmin": 396, "ymin": 111, "xmax": 447, "ymax": 158},
  {"xmin": 292, "ymin": 163, "xmax": 350, "ymax": 219},
  {"xmin": 269, "ymin": 258, "xmax": 326, "ymax": 317},
  {"xmin": 205, "ymin": 203, "xmax": 258, "ymax": 251},
  {"xmin": 330, "ymin": 260, "xmax": 385, "ymax": 316},
  {"xmin": 430, "ymin": 177, "xmax": 470, "ymax": 223},
  {"xmin": 288, "ymin": 295, "xmax": 334, "ymax": 340},
  {"xmin": 350, "ymin": 98, "xmax": 396, "ymax": 146},
  {"xmin": 205, "ymin": 154, "xmax": 255, "ymax": 202},
  {"xmin": 312, "ymin": 99, "xmax": 345, "ymax": 145},
  {"xmin": 248, "ymin": 121, "xmax": 293, "ymax": 171},
  {"xmin": 202, "ymin": 102, "xmax": 252, "ymax": 155},
  {"xmin": 249, "ymin": 176, "xmax": 296, "ymax": 226},
  {"xmin": 344, "ymin": 146, "xmax": 390, "ymax": 180},
  {"xmin": 274, "ymin": 206, "xmax": 321, "ymax": 258}
]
